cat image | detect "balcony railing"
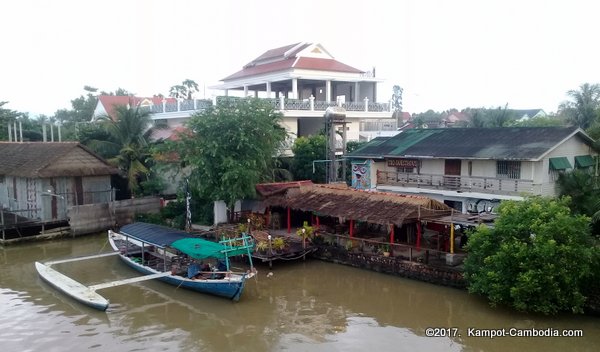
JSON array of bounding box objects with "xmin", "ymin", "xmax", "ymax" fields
[
  {"xmin": 377, "ymin": 171, "xmax": 537, "ymax": 196},
  {"xmin": 149, "ymin": 96, "xmax": 391, "ymax": 115}
]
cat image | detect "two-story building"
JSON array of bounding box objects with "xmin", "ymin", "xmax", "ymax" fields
[
  {"xmin": 144, "ymin": 42, "xmax": 394, "ymax": 148},
  {"xmin": 347, "ymin": 126, "xmax": 598, "ymax": 213}
]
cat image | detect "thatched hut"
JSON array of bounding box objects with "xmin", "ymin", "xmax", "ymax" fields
[{"xmin": 256, "ymin": 181, "xmax": 452, "ymax": 244}]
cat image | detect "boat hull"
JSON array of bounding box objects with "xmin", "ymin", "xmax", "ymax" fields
[
  {"xmin": 35, "ymin": 262, "xmax": 109, "ymax": 311},
  {"xmin": 109, "ymin": 234, "xmax": 247, "ymax": 301}
]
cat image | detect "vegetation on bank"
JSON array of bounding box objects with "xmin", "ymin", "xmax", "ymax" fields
[{"xmin": 464, "ymin": 197, "xmax": 599, "ymax": 315}]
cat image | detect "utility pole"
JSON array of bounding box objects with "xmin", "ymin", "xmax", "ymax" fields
[{"xmin": 324, "ymin": 106, "xmax": 347, "ymax": 183}]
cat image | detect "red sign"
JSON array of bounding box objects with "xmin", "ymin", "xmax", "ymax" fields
[{"xmin": 387, "ymin": 159, "xmax": 419, "ymax": 168}]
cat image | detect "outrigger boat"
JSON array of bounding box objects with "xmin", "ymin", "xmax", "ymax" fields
[{"xmin": 35, "ymin": 222, "xmax": 256, "ymax": 311}]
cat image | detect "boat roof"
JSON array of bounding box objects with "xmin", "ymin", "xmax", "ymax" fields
[
  {"xmin": 120, "ymin": 222, "xmax": 190, "ymax": 247},
  {"xmin": 119, "ymin": 222, "xmax": 252, "ymax": 260}
]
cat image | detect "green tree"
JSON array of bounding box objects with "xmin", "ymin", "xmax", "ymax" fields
[
  {"xmin": 169, "ymin": 79, "xmax": 199, "ymax": 100},
  {"xmin": 391, "ymin": 85, "xmax": 403, "ymax": 123},
  {"xmin": 291, "ymin": 134, "xmax": 327, "ymax": 182},
  {"xmin": 173, "ymin": 98, "xmax": 287, "ymax": 222},
  {"xmin": 485, "ymin": 105, "xmax": 516, "ymax": 127},
  {"xmin": 0, "ymin": 102, "xmax": 24, "ymax": 140},
  {"xmin": 557, "ymin": 170, "xmax": 600, "ymax": 216},
  {"xmin": 559, "ymin": 83, "xmax": 600, "ymax": 129},
  {"xmin": 464, "ymin": 197, "xmax": 594, "ymax": 314},
  {"xmin": 510, "ymin": 115, "xmax": 566, "ymax": 127},
  {"xmin": 86, "ymin": 105, "xmax": 156, "ymax": 196}
]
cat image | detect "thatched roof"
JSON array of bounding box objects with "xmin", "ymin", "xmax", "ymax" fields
[
  {"xmin": 0, "ymin": 142, "xmax": 119, "ymax": 178},
  {"xmin": 257, "ymin": 183, "xmax": 452, "ymax": 226}
]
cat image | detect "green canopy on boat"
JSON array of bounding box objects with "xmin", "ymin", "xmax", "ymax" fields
[
  {"xmin": 171, "ymin": 238, "xmax": 254, "ymax": 260},
  {"xmin": 171, "ymin": 238, "xmax": 227, "ymax": 260}
]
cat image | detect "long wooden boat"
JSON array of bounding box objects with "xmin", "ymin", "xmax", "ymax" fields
[
  {"xmin": 35, "ymin": 223, "xmax": 256, "ymax": 311},
  {"xmin": 109, "ymin": 222, "xmax": 256, "ymax": 302}
]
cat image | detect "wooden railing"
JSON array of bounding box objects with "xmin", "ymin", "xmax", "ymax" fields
[
  {"xmin": 318, "ymin": 232, "xmax": 456, "ymax": 265},
  {"xmin": 377, "ymin": 170, "xmax": 538, "ymax": 196}
]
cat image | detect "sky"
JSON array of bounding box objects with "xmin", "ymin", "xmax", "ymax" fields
[{"xmin": 2, "ymin": 0, "xmax": 600, "ymax": 117}]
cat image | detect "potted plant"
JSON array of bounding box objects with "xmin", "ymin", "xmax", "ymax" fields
[
  {"xmin": 381, "ymin": 244, "xmax": 391, "ymax": 257},
  {"xmin": 272, "ymin": 237, "xmax": 287, "ymax": 252},
  {"xmin": 256, "ymin": 240, "xmax": 269, "ymax": 253}
]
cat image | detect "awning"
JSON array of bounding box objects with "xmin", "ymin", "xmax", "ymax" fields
[
  {"xmin": 549, "ymin": 157, "xmax": 572, "ymax": 170},
  {"xmin": 575, "ymin": 155, "xmax": 595, "ymax": 168}
]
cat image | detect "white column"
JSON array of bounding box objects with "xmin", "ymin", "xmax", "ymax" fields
[
  {"xmin": 279, "ymin": 94, "xmax": 285, "ymax": 110},
  {"xmin": 50, "ymin": 123, "xmax": 54, "ymax": 142},
  {"xmin": 225, "ymin": 89, "xmax": 229, "ymax": 97},
  {"xmin": 309, "ymin": 95, "xmax": 315, "ymax": 111},
  {"xmin": 292, "ymin": 78, "xmax": 298, "ymax": 99},
  {"xmin": 13, "ymin": 122, "xmax": 17, "ymax": 142},
  {"xmin": 326, "ymin": 80, "xmax": 331, "ymax": 102},
  {"xmin": 8, "ymin": 123, "xmax": 12, "ymax": 142},
  {"xmin": 266, "ymin": 82, "xmax": 272, "ymax": 98},
  {"xmin": 364, "ymin": 97, "xmax": 369, "ymax": 112},
  {"xmin": 354, "ymin": 82, "xmax": 360, "ymax": 102},
  {"xmin": 243, "ymin": 85, "xmax": 249, "ymax": 97},
  {"xmin": 42, "ymin": 124, "xmax": 47, "ymax": 142},
  {"xmin": 254, "ymin": 90, "xmax": 258, "ymax": 98}
]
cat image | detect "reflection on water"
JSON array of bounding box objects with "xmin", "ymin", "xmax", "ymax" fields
[{"xmin": 0, "ymin": 233, "xmax": 599, "ymax": 351}]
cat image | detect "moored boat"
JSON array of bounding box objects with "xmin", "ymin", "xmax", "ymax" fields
[{"xmin": 109, "ymin": 222, "xmax": 256, "ymax": 301}]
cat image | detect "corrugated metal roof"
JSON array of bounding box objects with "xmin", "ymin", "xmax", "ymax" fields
[{"xmin": 350, "ymin": 127, "xmax": 590, "ymax": 160}]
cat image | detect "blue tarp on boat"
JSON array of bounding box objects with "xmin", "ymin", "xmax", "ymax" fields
[
  {"xmin": 119, "ymin": 222, "xmax": 191, "ymax": 248},
  {"xmin": 119, "ymin": 223, "xmax": 255, "ymax": 260}
]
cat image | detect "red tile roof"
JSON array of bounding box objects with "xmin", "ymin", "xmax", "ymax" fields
[
  {"xmin": 248, "ymin": 42, "xmax": 308, "ymax": 65},
  {"xmin": 97, "ymin": 95, "xmax": 177, "ymax": 120},
  {"xmin": 222, "ymin": 42, "xmax": 364, "ymax": 81},
  {"xmin": 294, "ymin": 57, "xmax": 362, "ymax": 73},
  {"xmin": 223, "ymin": 59, "xmax": 296, "ymax": 81}
]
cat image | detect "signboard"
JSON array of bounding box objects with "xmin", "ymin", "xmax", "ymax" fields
[{"xmin": 387, "ymin": 159, "xmax": 419, "ymax": 168}]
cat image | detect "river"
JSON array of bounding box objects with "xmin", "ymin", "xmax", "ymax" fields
[{"xmin": 0, "ymin": 233, "xmax": 598, "ymax": 351}]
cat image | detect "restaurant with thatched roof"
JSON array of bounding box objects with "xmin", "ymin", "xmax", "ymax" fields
[{"xmin": 255, "ymin": 181, "xmax": 453, "ymax": 248}]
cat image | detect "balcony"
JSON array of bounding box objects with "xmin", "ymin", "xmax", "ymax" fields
[
  {"xmin": 377, "ymin": 171, "xmax": 537, "ymax": 196},
  {"xmin": 147, "ymin": 96, "xmax": 391, "ymax": 115}
]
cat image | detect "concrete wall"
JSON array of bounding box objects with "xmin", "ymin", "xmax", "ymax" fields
[{"xmin": 68, "ymin": 196, "xmax": 161, "ymax": 235}]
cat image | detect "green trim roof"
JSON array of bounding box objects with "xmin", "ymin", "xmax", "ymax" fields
[
  {"xmin": 549, "ymin": 157, "xmax": 572, "ymax": 170},
  {"xmin": 348, "ymin": 127, "xmax": 593, "ymax": 160},
  {"xmin": 575, "ymin": 155, "xmax": 595, "ymax": 168}
]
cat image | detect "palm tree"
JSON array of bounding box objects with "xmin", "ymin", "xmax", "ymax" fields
[
  {"xmin": 182, "ymin": 79, "xmax": 199, "ymax": 100},
  {"xmin": 89, "ymin": 105, "xmax": 157, "ymax": 196},
  {"xmin": 561, "ymin": 83, "xmax": 600, "ymax": 129}
]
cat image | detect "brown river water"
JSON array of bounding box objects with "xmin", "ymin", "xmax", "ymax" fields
[{"xmin": 0, "ymin": 233, "xmax": 598, "ymax": 352}]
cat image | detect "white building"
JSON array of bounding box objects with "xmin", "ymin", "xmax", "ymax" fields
[
  {"xmin": 347, "ymin": 126, "xmax": 598, "ymax": 213},
  {"xmin": 147, "ymin": 42, "xmax": 395, "ymax": 151}
]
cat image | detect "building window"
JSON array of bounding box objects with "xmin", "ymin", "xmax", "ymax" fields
[
  {"xmin": 497, "ymin": 161, "xmax": 521, "ymax": 179},
  {"xmin": 549, "ymin": 157, "xmax": 573, "ymax": 181},
  {"xmin": 0, "ymin": 174, "xmax": 4, "ymax": 183},
  {"xmin": 397, "ymin": 167, "xmax": 415, "ymax": 173}
]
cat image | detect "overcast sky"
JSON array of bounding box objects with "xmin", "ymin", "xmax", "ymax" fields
[{"xmin": 2, "ymin": 0, "xmax": 599, "ymax": 117}]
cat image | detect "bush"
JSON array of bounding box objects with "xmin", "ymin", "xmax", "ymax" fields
[{"xmin": 464, "ymin": 196, "xmax": 595, "ymax": 314}]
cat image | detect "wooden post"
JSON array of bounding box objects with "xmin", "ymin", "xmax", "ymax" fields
[
  {"xmin": 389, "ymin": 224, "xmax": 395, "ymax": 244},
  {"xmin": 416, "ymin": 222, "xmax": 421, "ymax": 251},
  {"xmin": 316, "ymin": 216, "xmax": 320, "ymax": 229},
  {"xmin": 265, "ymin": 207, "xmax": 270, "ymax": 228},
  {"xmin": 450, "ymin": 209, "xmax": 455, "ymax": 254},
  {"xmin": 287, "ymin": 207, "xmax": 291, "ymax": 234},
  {"xmin": 268, "ymin": 234, "xmax": 273, "ymax": 269},
  {"xmin": 450, "ymin": 222, "xmax": 455, "ymax": 254},
  {"xmin": 349, "ymin": 219, "xmax": 354, "ymax": 238}
]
